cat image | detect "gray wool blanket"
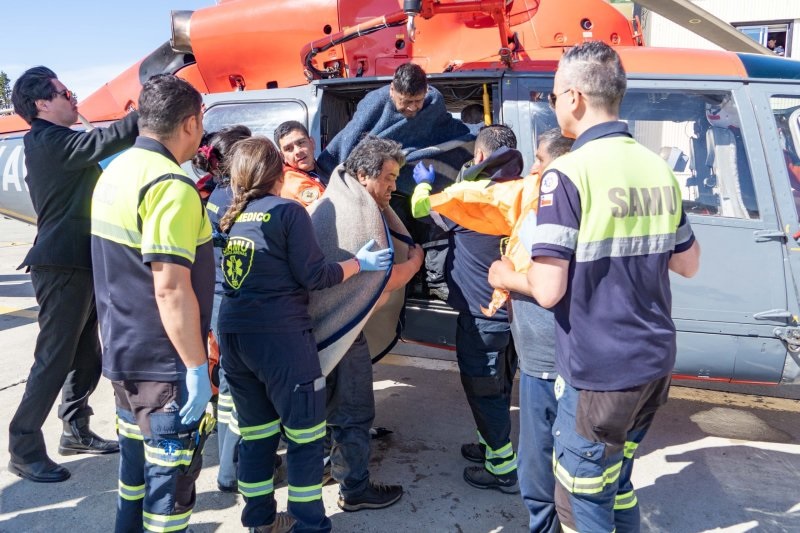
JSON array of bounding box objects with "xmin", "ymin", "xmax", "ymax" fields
[
  {"xmin": 317, "ymin": 84, "xmax": 473, "ymax": 184},
  {"xmin": 307, "ymin": 164, "xmax": 413, "ymax": 375}
]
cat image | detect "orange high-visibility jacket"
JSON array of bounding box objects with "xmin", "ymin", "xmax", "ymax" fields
[
  {"xmin": 430, "ymin": 172, "xmax": 541, "ymax": 272},
  {"xmin": 280, "ymin": 166, "xmax": 326, "ymax": 207}
]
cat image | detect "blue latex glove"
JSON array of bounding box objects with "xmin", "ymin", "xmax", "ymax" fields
[
  {"xmin": 355, "ymin": 239, "xmax": 393, "ymax": 271},
  {"xmin": 180, "ymin": 362, "xmax": 212, "ymax": 425},
  {"xmin": 412, "ymin": 161, "xmax": 435, "ymax": 185}
]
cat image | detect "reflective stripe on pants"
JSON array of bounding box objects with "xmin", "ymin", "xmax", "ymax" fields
[
  {"xmin": 552, "ymin": 375, "xmax": 669, "ymax": 533},
  {"xmin": 112, "ymin": 381, "xmax": 202, "ymax": 533},
  {"xmin": 221, "ymin": 330, "xmax": 331, "ymax": 532}
]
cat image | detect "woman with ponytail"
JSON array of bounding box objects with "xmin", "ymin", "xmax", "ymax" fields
[{"xmin": 217, "ymin": 137, "xmax": 391, "ymax": 533}]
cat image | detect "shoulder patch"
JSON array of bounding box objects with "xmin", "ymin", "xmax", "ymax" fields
[
  {"xmin": 222, "ymin": 236, "xmax": 255, "ymax": 290},
  {"xmin": 541, "ymin": 173, "xmax": 559, "ymax": 194},
  {"xmin": 299, "ymin": 187, "xmax": 320, "ymax": 205}
]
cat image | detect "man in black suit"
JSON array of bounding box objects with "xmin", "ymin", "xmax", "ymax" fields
[{"xmin": 7, "ymin": 66, "xmax": 138, "ymax": 483}]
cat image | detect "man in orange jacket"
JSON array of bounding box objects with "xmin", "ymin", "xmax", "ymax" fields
[{"xmin": 275, "ymin": 120, "xmax": 327, "ymax": 206}]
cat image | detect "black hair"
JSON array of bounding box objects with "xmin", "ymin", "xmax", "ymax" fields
[
  {"xmin": 344, "ymin": 135, "xmax": 405, "ymax": 179},
  {"xmin": 137, "ymin": 74, "xmax": 202, "ymax": 137},
  {"xmin": 476, "ymin": 124, "xmax": 517, "ymax": 153},
  {"xmin": 274, "ymin": 120, "xmax": 310, "ymax": 147},
  {"xmin": 11, "ymin": 66, "xmax": 58, "ymax": 124},
  {"xmin": 391, "ymin": 63, "xmax": 427, "ymax": 96},
  {"xmin": 193, "ymin": 125, "xmax": 252, "ymax": 185}
]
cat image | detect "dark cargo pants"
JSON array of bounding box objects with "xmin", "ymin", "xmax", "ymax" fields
[
  {"xmin": 221, "ymin": 330, "xmax": 330, "ymax": 533},
  {"xmin": 456, "ymin": 312, "xmax": 518, "ymax": 476},
  {"xmin": 112, "ymin": 380, "xmax": 202, "ymax": 533},
  {"xmin": 552, "ymin": 374, "xmax": 670, "ymax": 533}
]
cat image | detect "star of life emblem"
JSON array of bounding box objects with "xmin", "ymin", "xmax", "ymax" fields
[{"xmin": 223, "ymin": 237, "xmax": 255, "ymax": 290}]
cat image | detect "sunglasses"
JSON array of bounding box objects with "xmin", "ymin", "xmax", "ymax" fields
[
  {"xmin": 54, "ymin": 89, "xmax": 77, "ymax": 102},
  {"xmin": 548, "ymin": 88, "xmax": 571, "ymax": 108}
]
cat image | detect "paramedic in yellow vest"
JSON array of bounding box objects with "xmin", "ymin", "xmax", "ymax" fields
[
  {"xmin": 275, "ymin": 121, "xmax": 327, "ymax": 206},
  {"xmin": 90, "ymin": 74, "xmax": 214, "ymax": 533},
  {"xmin": 502, "ymin": 41, "xmax": 700, "ymax": 532}
]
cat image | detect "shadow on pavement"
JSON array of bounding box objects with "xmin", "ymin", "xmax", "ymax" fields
[
  {"xmin": 636, "ymin": 397, "xmax": 800, "ymax": 533},
  {"xmin": 0, "ymin": 305, "xmax": 38, "ymax": 332},
  {"xmin": 0, "ymin": 274, "xmax": 32, "ymax": 299},
  {"xmin": 0, "ymin": 436, "xmax": 237, "ymax": 532}
]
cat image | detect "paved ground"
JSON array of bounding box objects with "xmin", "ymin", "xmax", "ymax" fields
[{"xmin": 0, "ymin": 216, "xmax": 798, "ymax": 532}]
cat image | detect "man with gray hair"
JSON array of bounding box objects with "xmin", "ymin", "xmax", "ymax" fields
[
  {"xmin": 326, "ymin": 136, "xmax": 423, "ymax": 512},
  {"xmin": 488, "ymin": 128, "xmax": 573, "ymax": 533},
  {"xmin": 518, "ymin": 41, "xmax": 700, "ymax": 532}
]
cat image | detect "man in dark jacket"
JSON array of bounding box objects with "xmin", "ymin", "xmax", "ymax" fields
[
  {"xmin": 7, "ymin": 66, "xmax": 138, "ymax": 483},
  {"xmin": 411, "ymin": 125, "xmax": 522, "ymax": 494}
]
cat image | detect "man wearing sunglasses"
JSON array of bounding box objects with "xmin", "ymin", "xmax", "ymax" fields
[
  {"xmin": 520, "ymin": 42, "xmax": 700, "ymax": 532},
  {"xmin": 7, "ymin": 66, "xmax": 138, "ymax": 483}
]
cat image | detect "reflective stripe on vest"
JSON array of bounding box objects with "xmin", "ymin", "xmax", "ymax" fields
[
  {"xmin": 542, "ymin": 137, "xmax": 683, "ymax": 261},
  {"xmin": 91, "ymin": 147, "xmax": 212, "ymax": 259}
]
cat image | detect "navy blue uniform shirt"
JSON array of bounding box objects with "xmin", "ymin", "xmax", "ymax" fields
[{"xmin": 218, "ymin": 195, "xmax": 344, "ymax": 333}]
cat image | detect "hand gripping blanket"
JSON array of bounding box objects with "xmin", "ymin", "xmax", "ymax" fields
[{"xmin": 308, "ymin": 164, "xmax": 413, "ymax": 375}]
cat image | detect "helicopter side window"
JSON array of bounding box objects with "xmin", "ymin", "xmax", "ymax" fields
[
  {"xmin": 770, "ymin": 96, "xmax": 800, "ymax": 223},
  {"xmin": 202, "ymin": 101, "xmax": 308, "ymax": 143},
  {"xmin": 527, "ymin": 89, "xmax": 758, "ymax": 219},
  {"xmin": 621, "ymin": 90, "xmax": 759, "ymax": 220}
]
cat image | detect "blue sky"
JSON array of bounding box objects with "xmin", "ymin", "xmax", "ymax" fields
[{"xmin": 2, "ymin": 0, "xmax": 215, "ymax": 101}]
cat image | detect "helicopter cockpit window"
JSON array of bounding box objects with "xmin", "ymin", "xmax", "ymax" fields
[
  {"xmin": 770, "ymin": 96, "xmax": 800, "ymax": 222},
  {"xmin": 527, "ymin": 89, "xmax": 759, "ymax": 219},
  {"xmin": 202, "ymin": 101, "xmax": 307, "ymax": 143},
  {"xmin": 620, "ymin": 90, "xmax": 758, "ymax": 219}
]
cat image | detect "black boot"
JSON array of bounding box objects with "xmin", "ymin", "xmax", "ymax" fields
[{"xmin": 58, "ymin": 418, "xmax": 120, "ymax": 456}]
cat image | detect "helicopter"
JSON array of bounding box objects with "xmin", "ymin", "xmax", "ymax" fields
[{"xmin": 2, "ymin": 0, "xmax": 800, "ymax": 387}]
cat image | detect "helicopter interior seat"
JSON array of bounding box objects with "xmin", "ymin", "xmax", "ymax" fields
[
  {"xmin": 686, "ymin": 125, "xmax": 717, "ymax": 214},
  {"xmin": 704, "ymin": 125, "xmax": 757, "ymax": 219}
]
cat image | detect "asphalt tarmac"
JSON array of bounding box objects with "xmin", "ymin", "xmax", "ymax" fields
[{"xmin": 0, "ymin": 216, "xmax": 798, "ymax": 532}]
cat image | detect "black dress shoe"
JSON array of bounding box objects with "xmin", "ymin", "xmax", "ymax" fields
[
  {"xmin": 59, "ymin": 418, "xmax": 120, "ymax": 456},
  {"xmin": 8, "ymin": 458, "xmax": 71, "ymax": 483}
]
